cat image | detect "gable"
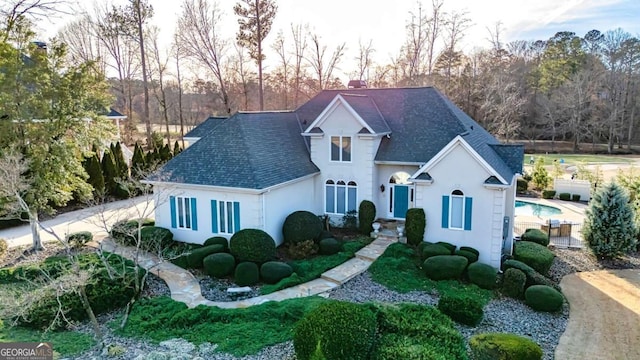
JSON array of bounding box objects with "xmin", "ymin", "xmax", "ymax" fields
[{"xmin": 303, "ymin": 95, "xmax": 375, "ymax": 134}]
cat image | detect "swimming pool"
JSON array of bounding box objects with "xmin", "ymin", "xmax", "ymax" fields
[{"xmin": 515, "ymin": 200, "xmax": 562, "ymax": 216}]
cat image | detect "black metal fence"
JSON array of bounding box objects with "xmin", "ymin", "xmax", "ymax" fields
[{"xmin": 514, "ymin": 221, "xmax": 584, "ymax": 248}]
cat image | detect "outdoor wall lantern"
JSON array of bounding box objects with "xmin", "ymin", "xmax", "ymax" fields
[{"xmin": 380, "ymin": 184, "xmax": 385, "ymax": 192}]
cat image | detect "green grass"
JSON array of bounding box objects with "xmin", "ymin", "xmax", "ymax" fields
[
  {"xmin": 115, "ymin": 295, "xmax": 327, "ymax": 356},
  {"xmin": 524, "ymin": 153, "xmax": 635, "ymax": 165},
  {"xmin": 261, "ymin": 237, "xmax": 371, "ymax": 295},
  {"xmin": 368, "ymin": 243, "xmax": 493, "ymax": 305},
  {"xmin": 0, "ymin": 326, "xmax": 95, "ymax": 356}
]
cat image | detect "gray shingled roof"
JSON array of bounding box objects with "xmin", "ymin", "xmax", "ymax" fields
[
  {"xmin": 297, "ymin": 87, "xmax": 523, "ymax": 182},
  {"xmin": 184, "ymin": 116, "xmax": 227, "ymax": 138},
  {"xmin": 340, "ymin": 94, "xmax": 391, "ymax": 134},
  {"xmin": 148, "ymin": 112, "xmax": 319, "ymax": 189}
]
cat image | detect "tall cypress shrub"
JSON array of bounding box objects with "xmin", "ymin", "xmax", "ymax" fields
[
  {"xmin": 405, "ymin": 208, "xmax": 426, "ymax": 246},
  {"xmin": 113, "ymin": 142, "xmax": 128, "ymax": 178},
  {"xmin": 86, "ymin": 154, "xmax": 105, "ymax": 195},
  {"xmin": 583, "ymin": 182, "xmax": 638, "ymax": 258},
  {"xmin": 131, "ymin": 143, "xmax": 146, "ymax": 178},
  {"xmin": 358, "ymin": 200, "xmax": 376, "ymax": 234},
  {"xmin": 101, "ymin": 150, "xmax": 118, "ymax": 196},
  {"xmin": 173, "ymin": 141, "xmax": 181, "ymax": 156}
]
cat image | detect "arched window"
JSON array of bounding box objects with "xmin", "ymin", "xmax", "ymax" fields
[
  {"xmin": 325, "ymin": 179, "xmax": 358, "ymax": 214},
  {"xmin": 442, "ymin": 189, "xmax": 473, "ymax": 231}
]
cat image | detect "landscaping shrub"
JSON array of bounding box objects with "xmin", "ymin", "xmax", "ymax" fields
[
  {"xmin": 282, "ymin": 211, "xmax": 323, "ymax": 245},
  {"xmin": 203, "ymin": 236, "xmax": 228, "ymax": 251},
  {"xmin": 293, "ymin": 301, "xmax": 377, "ymax": 360},
  {"xmin": 520, "ymin": 228, "xmax": 550, "ymax": 247},
  {"xmin": 139, "ymin": 226, "xmax": 174, "ymax": 251},
  {"xmin": 558, "ymin": 192, "xmax": 571, "ymax": 201},
  {"xmin": 460, "ymin": 246, "xmax": 479, "ymax": 257},
  {"xmin": 572, "ymin": 194, "xmax": 581, "ymax": 201},
  {"xmin": 502, "ymin": 259, "xmax": 557, "ymax": 290},
  {"xmin": 234, "ymin": 262, "xmax": 259, "ymax": 286},
  {"xmin": 229, "ymin": 229, "xmax": 276, "ymax": 264},
  {"xmin": 405, "ymin": 208, "xmax": 426, "ymax": 246},
  {"xmin": 420, "ymin": 244, "xmax": 451, "ymax": 261},
  {"xmin": 470, "ymin": 333, "xmax": 543, "ymax": 360},
  {"xmin": 65, "ymin": 231, "xmax": 93, "ymax": 248},
  {"xmin": 318, "ymin": 230, "xmax": 333, "ymax": 241},
  {"xmin": 454, "ymin": 249, "xmax": 478, "ymax": 264},
  {"xmin": 435, "ymin": 241, "xmax": 456, "ymax": 253},
  {"xmin": 358, "ymin": 200, "xmax": 376, "ymax": 235},
  {"xmin": 186, "ymin": 244, "xmax": 225, "ymax": 268},
  {"xmin": 202, "ymin": 253, "xmax": 236, "ymax": 278},
  {"xmin": 541, "ymin": 190, "xmax": 556, "ymax": 199},
  {"xmin": 514, "ymin": 241, "xmax": 555, "ymax": 275},
  {"xmin": 318, "ymin": 237, "xmax": 342, "ymax": 255},
  {"xmin": 288, "ymin": 239, "xmax": 318, "ymax": 259},
  {"xmin": 516, "ymin": 178, "xmax": 529, "ymax": 193},
  {"xmin": 467, "ymin": 262, "xmax": 497, "ymax": 289},
  {"xmin": 501, "ymin": 268, "xmax": 526, "ymax": 299},
  {"xmin": 525, "ymin": 285, "xmax": 564, "ymax": 312},
  {"xmin": 0, "ymin": 238, "xmax": 7, "ymax": 259},
  {"xmin": 109, "ymin": 218, "xmax": 154, "ymax": 245},
  {"xmin": 260, "ymin": 261, "xmax": 294, "ymax": 284},
  {"xmin": 438, "ymin": 293, "xmax": 484, "ymax": 326},
  {"xmin": 423, "ymin": 255, "xmax": 468, "ymax": 280}
]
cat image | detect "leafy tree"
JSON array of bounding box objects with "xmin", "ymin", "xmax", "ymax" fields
[
  {"xmin": 583, "ymin": 182, "xmax": 638, "ymax": 258},
  {"xmin": 233, "ymin": 0, "xmax": 277, "ymax": 111},
  {"xmin": 531, "ymin": 157, "xmax": 550, "ymax": 190}
]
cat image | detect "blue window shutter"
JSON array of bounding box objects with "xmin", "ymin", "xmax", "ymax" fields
[
  {"xmin": 191, "ymin": 198, "xmax": 198, "ymax": 231},
  {"xmin": 233, "ymin": 202, "xmax": 241, "ymax": 233},
  {"xmin": 441, "ymin": 195, "xmax": 449, "ymax": 228},
  {"xmin": 464, "ymin": 197, "xmax": 473, "ymax": 231},
  {"xmin": 211, "ymin": 200, "xmax": 218, "ymax": 233},
  {"xmin": 169, "ymin": 196, "xmax": 177, "ymax": 229}
]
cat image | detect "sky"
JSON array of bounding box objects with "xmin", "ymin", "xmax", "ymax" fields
[{"xmin": 39, "ymin": 0, "xmax": 640, "ymax": 79}]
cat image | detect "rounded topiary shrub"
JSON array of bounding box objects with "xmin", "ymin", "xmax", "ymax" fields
[
  {"xmin": 203, "ymin": 236, "xmax": 228, "ymax": 251},
  {"xmin": 229, "ymin": 229, "xmax": 276, "ymax": 264},
  {"xmin": 525, "ymin": 285, "xmax": 564, "ymax": 312},
  {"xmin": 358, "ymin": 200, "xmax": 376, "ymax": 235},
  {"xmin": 423, "ymin": 255, "xmax": 468, "ymax": 280},
  {"xmin": 437, "ymin": 293, "xmax": 484, "ymax": 326},
  {"xmin": 260, "ymin": 261, "xmax": 294, "ymax": 284},
  {"xmin": 282, "ymin": 211, "xmax": 323, "ymax": 245},
  {"xmin": 470, "ymin": 333, "xmax": 543, "ymax": 360},
  {"xmin": 454, "ymin": 249, "xmax": 479, "ymax": 264},
  {"xmin": 318, "ymin": 230, "xmax": 334, "ymax": 241},
  {"xmin": 460, "ymin": 246, "xmax": 479, "ymax": 257},
  {"xmin": 319, "ymin": 237, "xmax": 342, "ymax": 255},
  {"xmin": 65, "ymin": 231, "xmax": 93, "ymax": 248},
  {"xmin": 294, "ymin": 301, "xmax": 377, "ymax": 360},
  {"xmin": 501, "ymin": 268, "xmax": 526, "ymax": 299},
  {"xmin": 234, "ymin": 262, "xmax": 259, "ymax": 286},
  {"xmin": 202, "ymin": 253, "xmax": 236, "ymax": 278},
  {"xmin": 139, "ymin": 226, "xmax": 174, "ymax": 250},
  {"xmin": 186, "ymin": 244, "xmax": 225, "ymax": 268},
  {"xmin": 467, "ymin": 262, "xmax": 497, "ymax": 289},
  {"xmin": 521, "ymin": 228, "xmax": 550, "ymax": 246},
  {"xmin": 435, "ymin": 241, "xmax": 456, "ymax": 253},
  {"xmin": 502, "ymin": 259, "xmax": 557, "ymax": 289},
  {"xmin": 405, "ymin": 208, "xmax": 426, "ymax": 246},
  {"xmin": 420, "ymin": 244, "xmax": 451, "ymax": 261},
  {"xmin": 514, "ymin": 241, "xmax": 555, "ymax": 275}
]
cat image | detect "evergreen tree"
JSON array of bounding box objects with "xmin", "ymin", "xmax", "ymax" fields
[
  {"xmin": 113, "ymin": 141, "xmax": 129, "ymax": 178},
  {"xmin": 531, "ymin": 157, "xmax": 550, "ymax": 190},
  {"xmin": 583, "ymin": 182, "xmax": 638, "ymax": 258},
  {"xmin": 160, "ymin": 143, "xmax": 172, "ymax": 161},
  {"xmin": 173, "ymin": 141, "xmax": 181, "ymax": 156},
  {"xmin": 131, "ymin": 143, "xmax": 146, "ymax": 179},
  {"xmin": 85, "ymin": 154, "xmax": 105, "ymax": 196},
  {"xmin": 101, "ymin": 150, "xmax": 118, "ymax": 196}
]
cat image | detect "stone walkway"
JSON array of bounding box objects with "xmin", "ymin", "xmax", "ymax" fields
[{"xmin": 101, "ymin": 232, "xmax": 396, "ymax": 309}]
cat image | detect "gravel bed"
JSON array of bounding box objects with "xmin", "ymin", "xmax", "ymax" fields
[
  {"xmin": 328, "ymin": 272, "xmax": 437, "ymax": 306},
  {"xmin": 198, "ymin": 277, "xmax": 262, "ymax": 302},
  {"xmin": 140, "ymin": 273, "xmax": 171, "ymax": 298}
]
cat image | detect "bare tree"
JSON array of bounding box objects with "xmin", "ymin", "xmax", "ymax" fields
[
  {"xmin": 424, "ymin": 0, "xmax": 445, "ymax": 76},
  {"xmin": 57, "ymin": 14, "xmax": 107, "ymax": 74},
  {"xmin": 172, "ymin": 32, "xmax": 186, "ymax": 148},
  {"xmin": 233, "ymin": 0, "xmax": 277, "ymax": 111},
  {"xmin": 147, "ymin": 26, "xmax": 172, "ymax": 144},
  {"xmin": 1, "ymin": 0, "xmax": 70, "ymax": 40},
  {"xmin": 178, "ymin": 0, "xmax": 231, "ymax": 114},
  {"xmin": 306, "ymin": 31, "xmax": 345, "ymax": 91},
  {"xmin": 228, "ymin": 43, "xmax": 254, "ymax": 110},
  {"xmin": 271, "ymin": 30, "xmax": 290, "ymax": 108},
  {"xmin": 129, "ymin": 0, "xmax": 154, "ymax": 148},
  {"xmin": 291, "ymin": 23, "xmax": 308, "ymax": 106},
  {"xmin": 354, "ymin": 39, "xmax": 375, "ymax": 82}
]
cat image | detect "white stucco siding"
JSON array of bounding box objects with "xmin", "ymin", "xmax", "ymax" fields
[
  {"xmin": 153, "ymin": 184, "xmax": 262, "ymax": 245},
  {"xmin": 263, "ymin": 177, "xmax": 317, "ymax": 246},
  {"xmin": 415, "ymin": 144, "xmax": 505, "ymax": 268}
]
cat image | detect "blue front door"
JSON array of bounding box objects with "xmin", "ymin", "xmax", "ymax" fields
[{"xmin": 393, "ymin": 185, "xmax": 409, "ymax": 218}]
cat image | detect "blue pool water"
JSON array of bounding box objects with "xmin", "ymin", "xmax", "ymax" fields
[{"xmin": 515, "ymin": 200, "xmax": 562, "ymax": 216}]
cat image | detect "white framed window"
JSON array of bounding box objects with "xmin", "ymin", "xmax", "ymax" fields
[
  {"xmin": 330, "ymin": 136, "xmax": 351, "ymax": 162},
  {"xmin": 441, "ymin": 190, "xmax": 473, "ymax": 231},
  {"xmin": 170, "ymin": 196, "xmax": 198, "ymax": 230},
  {"xmin": 211, "ymin": 200, "xmax": 240, "ymax": 235},
  {"xmin": 325, "ymin": 179, "xmax": 357, "ymax": 214}
]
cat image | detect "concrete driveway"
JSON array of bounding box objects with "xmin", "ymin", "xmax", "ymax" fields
[
  {"xmin": 555, "ymin": 269, "xmax": 640, "ymax": 360},
  {"xmin": 0, "ymin": 196, "xmax": 154, "ymax": 248}
]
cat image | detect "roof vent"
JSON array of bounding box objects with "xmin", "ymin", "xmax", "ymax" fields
[{"xmin": 347, "ymin": 80, "xmax": 367, "ymax": 89}]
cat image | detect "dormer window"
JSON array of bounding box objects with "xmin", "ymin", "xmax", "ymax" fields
[{"xmin": 331, "ymin": 136, "xmax": 351, "ymax": 162}]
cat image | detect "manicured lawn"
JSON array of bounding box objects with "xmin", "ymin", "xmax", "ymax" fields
[
  {"xmin": 0, "ymin": 326, "xmax": 95, "ymax": 356},
  {"xmin": 115, "ymin": 295, "xmax": 327, "ymax": 356},
  {"xmin": 261, "ymin": 237, "xmax": 371, "ymax": 294},
  {"xmin": 524, "ymin": 153, "xmax": 636, "ymax": 165},
  {"xmin": 368, "ymin": 243, "xmax": 493, "ymax": 305}
]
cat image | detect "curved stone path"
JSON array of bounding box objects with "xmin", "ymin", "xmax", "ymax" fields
[
  {"xmin": 555, "ymin": 269, "xmax": 640, "ymax": 360},
  {"xmin": 100, "ymin": 235, "xmax": 395, "ymax": 309}
]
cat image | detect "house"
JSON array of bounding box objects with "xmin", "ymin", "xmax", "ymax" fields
[{"xmin": 146, "ymin": 87, "xmax": 523, "ymax": 268}]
